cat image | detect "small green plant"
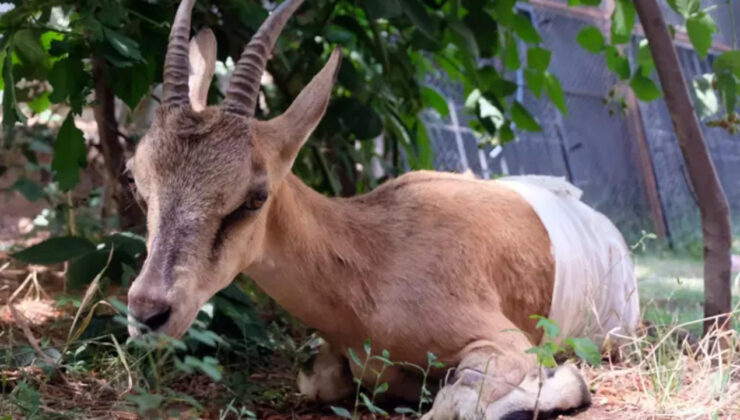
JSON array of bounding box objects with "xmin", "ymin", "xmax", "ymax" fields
[
  {"xmin": 219, "ymin": 399, "xmax": 258, "ymax": 420},
  {"xmin": 331, "ymin": 338, "xmax": 391, "ymax": 419},
  {"xmin": 631, "ymin": 230, "xmax": 658, "ymax": 253},
  {"xmin": 330, "ymin": 339, "xmax": 444, "ymax": 419},
  {"xmin": 526, "ymin": 315, "xmax": 602, "ymax": 368},
  {"xmin": 525, "ymin": 315, "xmax": 601, "ymax": 419},
  {"xmin": 393, "ymin": 352, "xmax": 445, "ymax": 417}
]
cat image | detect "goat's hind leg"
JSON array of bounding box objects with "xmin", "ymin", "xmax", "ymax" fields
[{"xmin": 297, "ymin": 339, "xmax": 354, "ymax": 402}]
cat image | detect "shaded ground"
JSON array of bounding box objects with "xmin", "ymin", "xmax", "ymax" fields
[{"xmin": 2, "ymin": 252, "xmax": 739, "ymax": 419}]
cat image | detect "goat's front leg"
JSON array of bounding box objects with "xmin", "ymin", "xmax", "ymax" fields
[
  {"xmin": 422, "ymin": 336, "xmax": 591, "ymax": 420},
  {"xmin": 421, "ymin": 337, "xmax": 536, "ymax": 420},
  {"xmin": 297, "ymin": 339, "xmax": 354, "ymax": 402}
]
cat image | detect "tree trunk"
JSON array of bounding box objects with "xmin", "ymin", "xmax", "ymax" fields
[
  {"xmin": 92, "ymin": 59, "xmax": 144, "ymax": 231},
  {"xmin": 634, "ymin": 0, "xmax": 733, "ymax": 334}
]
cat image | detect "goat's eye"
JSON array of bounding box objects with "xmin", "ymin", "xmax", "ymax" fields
[{"xmin": 245, "ymin": 190, "xmax": 268, "ymax": 211}]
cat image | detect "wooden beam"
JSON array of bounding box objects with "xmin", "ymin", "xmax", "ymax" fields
[{"xmin": 625, "ymin": 88, "xmax": 668, "ymax": 239}]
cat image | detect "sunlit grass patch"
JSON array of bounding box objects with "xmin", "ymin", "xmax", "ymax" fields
[{"xmin": 636, "ymin": 255, "xmax": 740, "ymax": 336}]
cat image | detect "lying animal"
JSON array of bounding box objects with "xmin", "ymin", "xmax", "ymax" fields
[{"xmin": 126, "ymin": 0, "xmax": 639, "ymax": 418}]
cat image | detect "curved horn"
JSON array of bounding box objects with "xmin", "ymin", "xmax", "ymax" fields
[
  {"xmin": 163, "ymin": 0, "xmax": 196, "ymax": 106},
  {"xmin": 222, "ymin": 0, "xmax": 303, "ymax": 117}
]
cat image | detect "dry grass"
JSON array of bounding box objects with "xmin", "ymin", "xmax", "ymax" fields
[
  {"xmin": 2, "ymin": 257, "xmax": 740, "ymax": 419},
  {"xmin": 575, "ymin": 324, "xmax": 740, "ymax": 419}
]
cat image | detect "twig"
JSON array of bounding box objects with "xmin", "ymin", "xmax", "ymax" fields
[
  {"xmin": 110, "ymin": 334, "xmax": 133, "ymax": 397},
  {"xmin": 8, "ymin": 304, "xmax": 69, "ymax": 385},
  {"xmin": 532, "ymin": 366, "xmax": 544, "ymax": 420},
  {"xmin": 65, "ymin": 247, "xmax": 114, "ymax": 349},
  {"xmin": 8, "ymin": 272, "xmax": 34, "ymax": 303}
]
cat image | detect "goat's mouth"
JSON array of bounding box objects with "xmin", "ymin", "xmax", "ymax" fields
[{"xmin": 126, "ymin": 304, "xmax": 200, "ymax": 340}]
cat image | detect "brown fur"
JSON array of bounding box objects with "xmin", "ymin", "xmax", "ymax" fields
[
  {"xmin": 249, "ymin": 171, "xmax": 554, "ymax": 364},
  {"xmin": 127, "ymin": 22, "xmax": 583, "ymax": 418}
]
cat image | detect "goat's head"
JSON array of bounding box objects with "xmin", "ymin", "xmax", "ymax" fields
[{"xmin": 126, "ymin": 0, "xmax": 340, "ymax": 338}]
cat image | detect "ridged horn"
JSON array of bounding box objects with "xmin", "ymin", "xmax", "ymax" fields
[
  {"xmin": 163, "ymin": 0, "xmax": 196, "ymax": 106},
  {"xmin": 222, "ymin": 0, "xmax": 303, "ymax": 117}
]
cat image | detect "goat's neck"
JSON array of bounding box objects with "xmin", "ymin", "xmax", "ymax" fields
[{"xmin": 245, "ymin": 174, "xmax": 378, "ymax": 338}]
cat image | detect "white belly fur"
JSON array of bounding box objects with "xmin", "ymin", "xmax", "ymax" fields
[{"xmin": 498, "ymin": 176, "xmax": 639, "ymax": 346}]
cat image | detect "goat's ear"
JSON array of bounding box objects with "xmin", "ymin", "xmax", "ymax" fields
[
  {"xmin": 188, "ymin": 28, "xmax": 217, "ymax": 111},
  {"xmin": 255, "ymin": 49, "xmax": 342, "ymax": 168}
]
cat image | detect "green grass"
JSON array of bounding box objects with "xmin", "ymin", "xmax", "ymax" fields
[{"xmin": 635, "ymin": 254, "xmax": 740, "ymax": 336}]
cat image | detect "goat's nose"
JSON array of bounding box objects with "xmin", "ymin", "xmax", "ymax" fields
[
  {"xmin": 129, "ymin": 296, "xmax": 172, "ymax": 332},
  {"xmin": 142, "ymin": 306, "xmax": 172, "ymax": 331}
]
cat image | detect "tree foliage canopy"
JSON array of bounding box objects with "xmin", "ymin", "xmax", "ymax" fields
[
  {"xmin": 0, "ymin": 0, "xmax": 738, "ymax": 283},
  {"xmin": 1, "ymin": 0, "xmax": 738, "ymax": 199}
]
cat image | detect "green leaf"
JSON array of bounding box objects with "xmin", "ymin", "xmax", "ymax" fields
[
  {"xmin": 576, "ymin": 26, "xmax": 605, "ymax": 53},
  {"xmin": 52, "ymin": 114, "xmax": 88, "ymax": 191},
  {"xmin": 530, "ymin": 315, "xmax": 560, "ymax": 339},
  {"xmin": 714, "ymin": 51, "xmax": 740, "ymax": 78},
  {"xmin": 363, "ymin": 338, "xmax": 372, "ymax": 355},
  {"xmin": 449, "ymin": 20, "xmax": 480, "ymax": 58},
  {"xmin": 401, "ymin": 0, "xmax": 436, "ymax": 39},
  {"xmin": 360, "ymin": 0, "xmax": 403, "ymax": 19},
  {"xmin": 465, "ymin": 89, "xmax": 482, "ymax": 113},
  {"xmin": 28, "ymin": 92, "xmax": 51, "ymax": 114},
  {"xmin": 348, "ymin": 347, "xmax": 363, "ymax": 367},
  {"xmin": 716, "ymin": 72, "xmax": 737, "ymax": 117},
  {"xmin": 97, "ymin": 0, "xmax": 128, "ymax": 26},
  {"xmin": 565, "ymin": 337, "xmax": 602, "ymax": 366},
  {"xmin": 667, "ymin": 0, "xmax": 700, "ymax": 17},
  {"xmin": 40, "ymin": 31, "xmax": 65, "ymax": 52},
  {"xmin": 491, "ymin": 0, "xmax": 517, "ymax": 25},
  {"xmin": 611, "ymin": 0, "xmax": 636, "ymax": 44},
  {"xmin": 48, "ymin": 55, "xmax": 88, "ymax": 114},
  {"xmin": 103, "ymin": 232, "xmax": 147, "ymax": 259},
  {"xmin": 330, "ymin": 98, "xmax": 383, "ymax": 140},
  {"xmin": 113, "ymin": 62, "xmax": 151, "ymax": 109},
  {"xmin": 692, "ymin": 74, "xmax": 719, "ymax": 119},
  {"xmin": 498, "ymin": 121, "xmax": 515, "ymax": 144},
  {"xmin": 511, "ymin": 101, "xmax": 541, "ymax": 131},
  {"xmin": 478, "ymin": 95, "xmax": 505, "ymax": 129},
  {"xmin": 68, "ymin": 250, "xmax": 110, "ymax": 289},
  {"xmin": 527, "ymin": 47, "xmax": 551, "ymax": 71},
  {"xmin": 524, "ymin": 68, "xmax": 545, "ymax": 97},
  {"xmin": 544, "ymin": 72, "xmax": 568, "ymax": 115},
  {"xmin": 636, "ymin": 39, "xmax": 654, "ymax": 75},
  {"xmin": 511, "ymin": 14, "xmax": 541, "ymax": 44},
  {"xmin": 79, "ymin": 12, "xmax": 104, "ymax": 42},
  {"xmin": 11, "ymin": 236, "xmax": 96, "ymax": 265},
  {"xmin": 13, "ymin": 29, "xmax": 47, "ymax": 76},
  {"xmin": 395, "ymin": 407, "xmax": 419, "ymax": 415},
  {"xmin": 686, "ymin": 11, "xmax": 717, "ymax": 58},
  {"xmin": 630, "ymin": 73, "xmax": 662, "ymax": 101},
  {"xmin": 3, "ymin": 48, "xmax": 26, "ymax": 128},
  {"xmin": 103, "ymin": 28, "xmax": 143, "ymax": 62},
  {"xmin": 605, "ymin": 45, "xmax": 630, "ymax": 80},
  {"xmin": 463, "ymin": 11, "xmax": 498, "ymax": 57},
  {"xmin": 330, "ymin": 406, "xmax": 353, "ymax": 419},
  {"xmin": 12, "ymin": 177, "xmax": 44, "ymax": 202},
  {"xmin": 338, "ymin": 60, "xmax": 364, "ymax": 94},
  {"xmin": 0, "ymin": 50, "xmax": 4, "ymax": 91},
  {"xmin": 421, "ymin": 86, "xmax": 449, "ymax": 117},
  {"xmin": 525, "ymin": 345, "xmax": 557, "ymax": 368},
  {"xmin": 504, "ymin": 32, "xmax": 520, "ymax": 70},
  {"xmin": 179, "ymin": 356, "xmax": 223, "ymax": 381},
  {"xmin": 568, "ymin": 0, "xmax": 602, "ymax": 5}
]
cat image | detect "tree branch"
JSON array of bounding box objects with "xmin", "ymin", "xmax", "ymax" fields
[{"xmin": 634, "ymin": 0, "xmax": 733, "ymax": 334}]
